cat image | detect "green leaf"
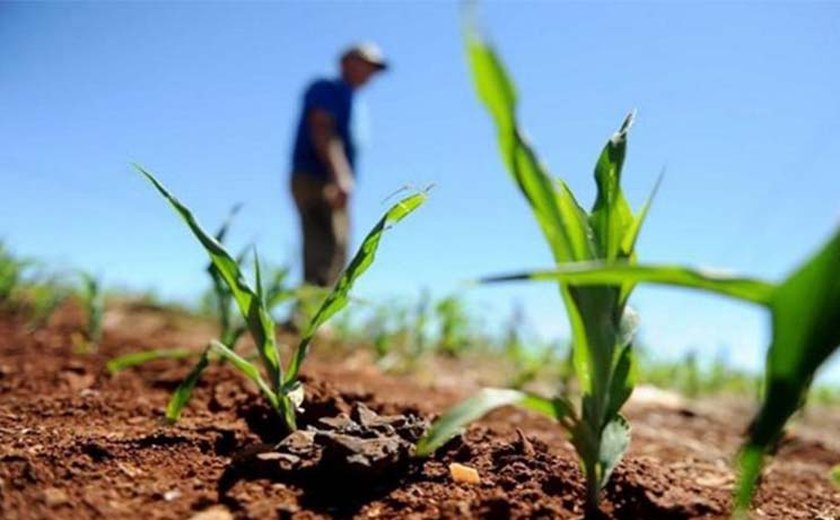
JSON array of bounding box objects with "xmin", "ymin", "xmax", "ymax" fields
[
  {"xmin": 736, "ymin": 227, "xmax": 840, "ymax": 510},
  {"xmin": 466, "ymin": 30, "xmax": 593, "ymax": 264},
  {"xmin": 214, "ymin": 203, "xmax": 243, "ymax": 243},
  {"xmin": 165, "ymin": 347, "xmax": 211, "ymax": 423},
  {"xmin": 482, "ymin": 262, "xmax": 775, "ymax": 305},
  {"xmin": 284, "ymin": 191, "xmax": 428, "ymax": 385},
  {"xmin": 136, "ymin": 165, "xmax": 282, "ymax": 391},
  {"xmin": 590, "ymin": 112, "xmax": 635, "ymax": 261},
  {"xmin": 208, "ymin": 340, "xmax": 279, "ymax": 410},
  {"xmin": 415, "ymin": 388, "xmax": 558, "ymax": 457},
  {"xmin": 831, "ymin": 465, "xmax": 840, "ymax": 489},
  {"xmin": 620, "ymin": 172, "xmax": 663, "ymax": 259},
  {"xmin": 207, "ymin": 204, "xmax": 243, "ymax": 345},
  {"xmin": 604, "ymin": 341, "xmax": 635, "ymax": 422},
  {"xmin": 597, "ymin": 414, "xmax": 631, "ymax": 489},
  {"xmin": 107, "ymin": 348, "xmax": 194, "ymax": 374}
]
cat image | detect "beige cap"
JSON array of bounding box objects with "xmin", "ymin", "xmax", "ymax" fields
[{"xmin": 341, "ymin": 42, "xmax": 388, "ymax": 71}]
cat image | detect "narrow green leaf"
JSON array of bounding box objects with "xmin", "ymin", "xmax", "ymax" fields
[
  {"xmin": 604, "ymin": 342, "xmax": 635, "ymax": 422},
  {"xmin": 136, "ymin": 165, "xmax": 282, "ymax": 390},
  {"xmin": 165, "ymin": 347, "xmax": 211, "ymax": 423},
  {"xmin": 590, "ymin": 112, "xmax": 635, "ymax": 261},
  {"xmin": 208, "ymin": 340, "xmax": 279, "ymax": 410},
  {"xmin": 415, "ymin": 388, "xmax": 557, "ymax": 457},
  {"xmin": 621, "ymin": 171, "xmax": 664, "ymax": 259},
  {"xmin": 830, "ymin": 465, "xmax": 840, "ymax": 489},
  {"xmin": 107, "ymin": 348, "xmax": 194, "ymax": 374},
  {"xmin": 482, "ymin": 262, "xmax": 775, "ymax": 305},
  {"xmin": 466, "ymin": 30, "xmax": 593, "ymax": 264},
  {"xmin": 208, "ymin": 204, "xmax": 243, "ymax": 345},
  {"xmin": 736, "ymin": 227, "xmax": 840, "ymax": 510},
  {"xmin": 284, "ymin": 191, "xmax": 427, "ymax": 385},
  {"xmin": 214, "ymin": 203, "xmax": 243, "ymax": 243}
]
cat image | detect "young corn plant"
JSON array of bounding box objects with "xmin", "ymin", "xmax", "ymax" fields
[
  {"xmin": 137, "ymin": 165, "xmax": 427, "ymax": 431},
  {"xmin": 435, "ymin": 295, "xmax": 471, "ymax": 356},
  {"xmin": 417, "ymin": 29, "xmax": 659, "ymax": 515},
  {"xmin": 78, "ymin": 272, "xmax": 104, "ymax": 350},
  {"xmin": 0, "ymin": 241, "xmax": 29, "ymax": 304},
  {"xmin": 474, "ymin": 226, "xmax": 839, "ymax": 516}
]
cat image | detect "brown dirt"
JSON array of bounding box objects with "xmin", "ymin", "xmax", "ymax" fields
[{"xmin": 1, "ymin": 303, "xmax": 839, "ymax": 519}]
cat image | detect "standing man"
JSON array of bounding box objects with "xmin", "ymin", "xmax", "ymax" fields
[{"xmin": 290, "ymin": 43, "xmax": 388, "ymax": 288}]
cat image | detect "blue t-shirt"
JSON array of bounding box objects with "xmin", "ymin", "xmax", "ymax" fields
[{"xmin": 291, "ymin": 78, "xmax": 356, "ymax": 180}]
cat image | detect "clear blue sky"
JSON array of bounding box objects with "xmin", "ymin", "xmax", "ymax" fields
[{"xmin": 2, "ymin": 3, "xmax": 839, "ymax": 382}]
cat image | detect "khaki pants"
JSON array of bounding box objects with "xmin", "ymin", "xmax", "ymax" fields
[{"xmin": 290, "ymin": 174, "xmax": 349, "ymax": 287}]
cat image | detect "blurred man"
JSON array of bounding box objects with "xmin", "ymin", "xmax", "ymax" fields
[{"xmin": 290, "ymin": 43, "xmax": 388, "ymax": 288}]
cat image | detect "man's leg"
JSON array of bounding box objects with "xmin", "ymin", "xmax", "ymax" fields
[
  {"xmin": 326, "ymin": 205, "xmax": 349, "ymax": 286},
  {"xmin": 291, "ymin": 174, "xmax": 339, "ymax": 287}
]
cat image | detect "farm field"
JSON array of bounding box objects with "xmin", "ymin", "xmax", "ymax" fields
[
  {"xmin": 1, "ymin": 300, "xmax": 838, "ymax": 519},
  {"xmin": 4, "ymin": 5, "xmax": 840, "ymax": 519}
]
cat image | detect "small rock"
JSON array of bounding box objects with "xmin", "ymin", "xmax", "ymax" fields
[
  {"xmin": 163, "ymin": 489, "xmax": 181, "ymax": 501},
  {"xmin": 42, "ymin": 487, "xmax": 69, "ymax": 507},
  {"xmin": 515, "ymin": 428, "xmax": 535, "ymax": 457},
  {"xmin": 188, "ymin": 506, "xmax": 233, "ymax": 520},
  {"xmin": 450, "ymin": 463, "xmax": 481, "ymax": 485},
  {"xmin": 256, "ymin": 451, "xmax": 301, "ymax": 471}
]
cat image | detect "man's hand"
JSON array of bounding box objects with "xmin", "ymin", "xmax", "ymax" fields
[
  {"xmin": 324, "ymin": 178, "xmax": 353, "ymax": 209},
  {"xmin": 309, "ymin": 108, "xmax": 354, "ymax": 208}
]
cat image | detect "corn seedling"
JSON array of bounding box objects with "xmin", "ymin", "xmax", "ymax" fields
[
  {"xmin": 501, "ymin": 304, "xmax": 547, "ymax": 390},
  {"xmin": 415, "ymin": 26, "xmax": 659, "ymax": 515},
  {"xmin": 26, "ymin": 277, "xmax": 68, "ymax": 332},
  {"xmin": 0, "ymin": 241, "xmax": 29, "ymax": 304},
  {"xmin": 832, "ymin": 465, "xmax": 840, "ymax": 489},
  {"xmin": 78, "ymin": 271, "xmax": 104, "ymax": 350},
  {"xmin": 137, "ymin": 165, "xmax": 427, "ymax": 431},
  {"xmin": 468, "ymin": 226, "xmax": 839, "ymax": 515},
  {"xmin": 411, "ymin": 288, "xmax": 431, "ymax": 358},
  {"xmin": 435, "ymin": 295, "xmax": 471, "ymax": 356}
]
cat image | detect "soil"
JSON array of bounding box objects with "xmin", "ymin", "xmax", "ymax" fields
[{"xmin": 1, "ymin": 302, "xmax": 839, "ymax": 519}]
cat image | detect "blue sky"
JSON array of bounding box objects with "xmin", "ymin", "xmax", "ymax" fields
[{"xmin": 2, "ymin": 2, "xmax": 839, "ymax": 382}]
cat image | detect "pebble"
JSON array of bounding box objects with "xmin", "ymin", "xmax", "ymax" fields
[
  {"xmin": 188, "ymin": 506, "xmax": 233, "ymax": 520},
  {"xmin": 42, "ymin": 487, "xmax": 69, "ymax": 507},
  {"xmin": 449, "ymin": 463, "xmax": 480, "ymax": 485}
]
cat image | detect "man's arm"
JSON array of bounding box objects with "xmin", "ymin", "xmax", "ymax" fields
[{"xmin": 309, "ymin": 108, "xmax": 354, "ymax": 208}]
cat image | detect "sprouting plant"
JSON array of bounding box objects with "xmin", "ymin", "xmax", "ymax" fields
[
  {"xmin": 502, "ymin": 304, "xmax": 544, "ymax": 389},
  {"xmin": 78, "ymin": 272, "xmax": 104, "ymax": 350},
  {"xmin": 417, "ymin": 27, "xmax": 659, "ymax": 515},
  {"xmin": 0, "ymin": 243, "xmax": 66, "ymax": 325},
  {"xmin": 0, "ymin": 241, "xmax": 29, "ymax": 304},
  {"xmin": 137, "ymin": 165, "xmax": 427, "ymax": 431},
  {"xmin": 26, "ymin": 277, "xmax": 68, "ymax": 332},
  {"xmin": 411, "ymin": 288, "xmax": 431, "ymax": 358},
  {"xmin": 831, "ymin": 465, "xmax": 840, "ymax": 489},
  {"xmin": 472, "ymin": 225, "xmax": 839, "ymax": 516},
  {"xmin": 435, "ymin": 295, "xmax": 471, "ymax": 356}
]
